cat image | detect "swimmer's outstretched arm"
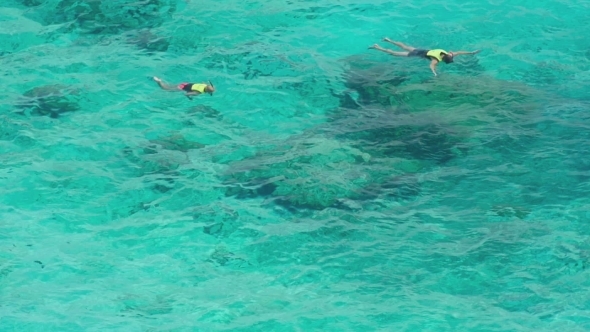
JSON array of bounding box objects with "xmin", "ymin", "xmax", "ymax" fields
[
  {"xmin": 451, "ymin": 50, "xmax": 480, "ymax": 57},
  {"xmin": 184, "ymin": 91, "xmax": 201, "ymax": 100},
  {"xmin": 153, "ymin": 77, "xmax": 179, "ymax": 91},
  {"xmin": 429, "ymin": 59, "xmax": 439, "ymax": 76}
]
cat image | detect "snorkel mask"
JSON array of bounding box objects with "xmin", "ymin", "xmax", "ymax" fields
[{"xmin": 208, "ymin": 80, "xmax": 214, "ymax": 96}]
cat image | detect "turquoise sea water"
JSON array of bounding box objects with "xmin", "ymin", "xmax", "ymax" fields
[{"xmin": 1, "ymin": 0, "xmax": 590, "ymax": 330}]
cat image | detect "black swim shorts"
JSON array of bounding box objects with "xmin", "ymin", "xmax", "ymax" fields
[
  {"xmin": 181, "ymin": 83, "xmax": 194, "ymax": 92},
  {"xmin": 408, "ymin": 49, "xmax": 428, "ymax": 58}
]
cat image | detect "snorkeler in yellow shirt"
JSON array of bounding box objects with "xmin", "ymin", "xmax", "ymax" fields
[
  {"xmin": 153, "ymin": 76, "xmax": 215, "ymax": 100},
  {"xmin": 369, "ymin": 37, "xmax": 480, "ymax": 76}
]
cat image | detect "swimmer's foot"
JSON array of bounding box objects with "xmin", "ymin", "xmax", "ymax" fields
[
  {"xmin": 368, "ymin": 44, "xmax": 381, "ymax": 50},
  {"xmin": 153, "ymin": 76, "xmax": 162, "ymax": 82}
]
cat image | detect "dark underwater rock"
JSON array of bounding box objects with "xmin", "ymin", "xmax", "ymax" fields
[
  {"xmin": 342, "ymin": 62, "xmax": 409, "ymax": 106},
  {"xmin": 121, "ymin": 133, "xmax": 204, "ymax": 192},
  {"xmin": 355, "ymin": 173, "xmax": 422, "ymax": 202},
  {"xmin": 47, "ymin": 0, "xmax": 177, "ymax": 35},
  {"xmin": 125, "ymin": 29, "xmax": 169, "ymax": 53},
  {"xmin": 220, "ymin": 137, "xmax": 373, "ymax": 211},
  {"xmin": 221, "ymin": 149, "xmax": 425, "ymax": 212},
  {"xmin": 323, "ymin": 103, "xmax": 468, "ymax": 165},
  {"xmin": 146, "ymin": 134, "xmax": 205, "ymax": 153},
  {"xmin": 121, "ymin": 144, "xmax": 185, "ymax": 194},
  {"xmin": 15, "ymin": 85, "xmax": 81, "ymax": 118},
  {"xmin": 186, "ymin": 105, "xmax": 221, "ymax": 118},
  {"xmin": 122, "ymin": 145, "xmax": 182, "ymax": 176},
  {"xmin": 18, "ymin": 0, "xmax": 45, "ymax": 6}
]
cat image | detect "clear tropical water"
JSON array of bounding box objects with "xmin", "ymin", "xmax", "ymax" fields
[{"xmin": 1, "ymin": 0, "xmax": 590, "ymax": 330}]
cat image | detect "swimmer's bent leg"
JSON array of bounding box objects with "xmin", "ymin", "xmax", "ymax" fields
[
  {"xmin": 384, "ymin": 39, "xmax": 416, "ymax": 52},
  {"xmin": 153, "ymin": 77, "xmax": 179, "ymax": 91}
]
